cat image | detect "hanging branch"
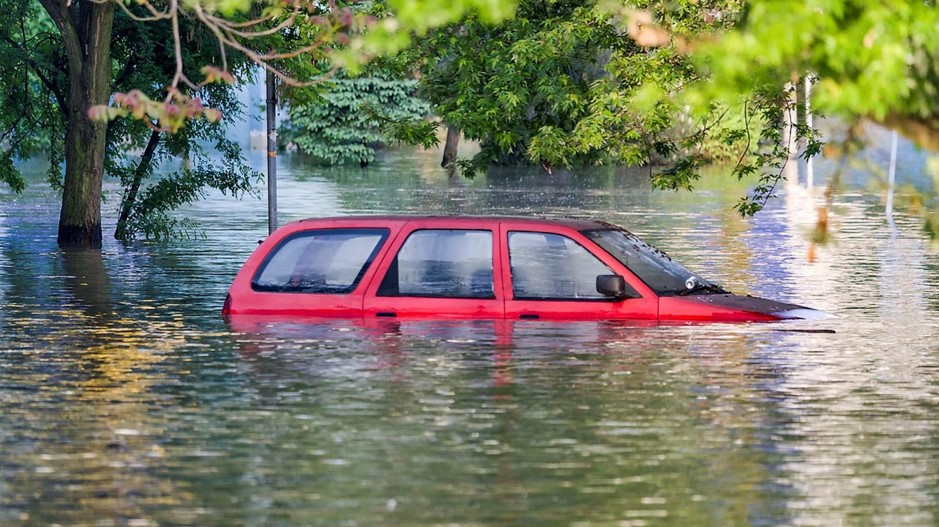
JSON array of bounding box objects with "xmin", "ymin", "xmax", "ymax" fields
[{"xmin": 90, "ymin": 0, "xmax": 374, "ymax": 132}]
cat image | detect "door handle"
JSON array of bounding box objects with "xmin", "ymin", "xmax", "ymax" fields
[
  {"xmin": 376, "ymin": 311, "xmax": 397, "ymax": 318},
  {"xmin": 519, "ymin": 313, "xmax": 540, "ymax": 320}
]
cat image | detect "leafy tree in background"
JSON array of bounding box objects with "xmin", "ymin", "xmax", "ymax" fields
[
  {"xmin": 283, "ymin": 75, "xmax": 431, "ymax": 166},
  {"xmin": 397, "ymin": 0, "xmax": 747, "ymax": 175}
]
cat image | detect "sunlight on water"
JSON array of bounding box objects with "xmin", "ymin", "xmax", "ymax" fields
[{"xmin": 2, "ymin": 150, "xmax": 939, "ymax": 526}]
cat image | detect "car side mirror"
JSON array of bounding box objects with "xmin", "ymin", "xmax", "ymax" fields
[{"xmin": 596, "ymin": 274, "xmax": 634, "ymax": 300}]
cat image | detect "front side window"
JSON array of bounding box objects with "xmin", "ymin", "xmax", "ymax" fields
[
  {"xmin": 377, "ymin": 229, "xmax": 494, "ymax": 298},
  {"xmin": 508, "ymin": 231, "xmax": 613, "ymax": 300},
  {"xmin": 252, "ymin": 228, "xmax": 388, "ymax": 294}
]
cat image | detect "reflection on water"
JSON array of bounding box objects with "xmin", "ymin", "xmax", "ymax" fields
[{"xmin": 2, "ymin": 149, "xmax": 939, "ymax": 526}]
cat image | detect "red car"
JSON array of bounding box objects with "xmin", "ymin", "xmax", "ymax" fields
[{"xmin": 223, "ymin": 215, "xmax": 820, "ymax": 322}]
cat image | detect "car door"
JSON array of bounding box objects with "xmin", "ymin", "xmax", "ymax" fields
[
  {"xmin": 363, "ymin": 221, "xmax": 505, "ymax": 318},
  {"xmin": 499, "ymin": 222, "xmax": 658, "ymax": 321}
]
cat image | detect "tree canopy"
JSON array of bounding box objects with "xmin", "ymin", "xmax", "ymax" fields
[
  {"xmin": 284, "ymin": 75, "xmax": 431, "ymax": 166},
  {"xmin": 396, "ymin": 0, "xmax": 939, "ymax": 213},
  {"xmin": 394, "ymin": 0, "xmax": 774, "ymax": 208}
]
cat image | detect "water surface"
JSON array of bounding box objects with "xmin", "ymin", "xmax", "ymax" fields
[{"xmin": 1, "ymin": 150, "xmax": 938, "ymax": 526}]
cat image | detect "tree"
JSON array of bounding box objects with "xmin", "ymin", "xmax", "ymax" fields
[
  {"xmin": 38, "ymin": 0, "xmax": 116, "ymax": 247},
  {"xmin": 0, "ymin": 6, "xmax": 262, "ymax": 243},
  {"xmin": 391, "ymin": 0, "xmax": 825, "ymax": 215},
  {"xmin": 283, "ymin": 74, "xmax": 432, "ymax": 166},
  {"xmin": 403, "ymin": 0, "xmax": 631, "ymax": 172},
  {"xmin": 392, "ymin": 0, "xmax": 764, "ymax": 179}
]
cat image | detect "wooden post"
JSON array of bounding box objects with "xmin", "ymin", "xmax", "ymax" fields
[{"xmin": 266, "ymin": 70, "xmax": 278, "ymax": 235}]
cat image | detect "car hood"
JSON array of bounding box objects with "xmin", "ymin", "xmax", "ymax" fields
[{"xmin": 672, "ymin": 293, "xmax": 828, "ymax": 320}]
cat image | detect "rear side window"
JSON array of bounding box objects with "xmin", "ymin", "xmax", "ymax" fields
[
  {"xmin": 377, "ymin": 229, "xmax": 494, "ymax": 298},
  {"xmin": 252, "ymin": 228, "xmax": 388, "ymax": 294},
  {"xmin": 508, "ymin": 231, "xmax": 613, "ymax": 300}
]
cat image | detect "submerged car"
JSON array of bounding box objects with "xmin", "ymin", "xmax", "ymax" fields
[{"xmin": 223, "ymin": 215, "xmax": 820, "ymax": 322}]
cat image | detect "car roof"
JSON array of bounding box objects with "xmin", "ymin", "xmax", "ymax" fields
[{"xmin": 294, "ymin": 215, "xmax": 617, "ymax": 231}]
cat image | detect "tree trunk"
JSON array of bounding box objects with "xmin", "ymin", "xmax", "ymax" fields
[
  {"xmin": 115, "ymin": 130, "xmax": 161, "ymax": 240},
  {"xmin": 40, "ymin": 1, "xmax": 116, "ymax": 248},
  {"xmin": 441, "ymin": 124, "xmax": 460, "ymax": 168}
]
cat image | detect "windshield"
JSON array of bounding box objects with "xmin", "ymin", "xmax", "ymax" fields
[{"xmin": 583, "ymin": 228, "xmax": 718, "ymax": 296}]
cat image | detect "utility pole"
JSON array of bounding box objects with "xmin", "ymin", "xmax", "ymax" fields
[
  {"xmin": 266, "ymin": 69, "xmax": 278, "ymax": 235},
  {"xmin": 886, "ymin": 130, "xmax": 898, "ymax": 233},
  {"xmin": 805, "ymin": 75, "xmax": 814, "ymax": 188}
]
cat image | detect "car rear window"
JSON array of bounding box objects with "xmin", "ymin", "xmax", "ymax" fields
[{"xmin": 252, "ymin": 228, "xmax": 389, "ymax": 294}]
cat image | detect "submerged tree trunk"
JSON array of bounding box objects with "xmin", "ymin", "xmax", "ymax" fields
[
  {"xmin": 115, "ymin": 130, "xmax": 161, "ymax": 241},
  {"xmin": 441, "ymin": 124, "xmax": 460, "ymax": 168},
  {"xmin": 40, "ymin": 1, "xmax": 115, "ymax": 248}
]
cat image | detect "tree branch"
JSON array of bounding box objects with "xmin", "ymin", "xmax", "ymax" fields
[
  {"xmin": 116, "ymin": 128, "xmax": 162, "ymax": 240},
  {"xmin": 0, "ymin": 34, "xmax": 69, "ymax": 117},
  {"xmin": 38, "ymin": 0, "xmax": 84, "ymax": 78}
]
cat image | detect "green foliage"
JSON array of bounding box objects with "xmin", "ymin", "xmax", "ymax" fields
[
  {"xmin": 0, "ymin": 3, "xmax": 65, "ymax": 192},
  {"xmin": 333, "ymin": 0, "xmax": 519, "ymax": 70},
  {"xmin": 111, "ymin": 131, "xmax": 259, "ymax": 240},
  {"xmin": 402, "ymin": 0, "xmax": 750, "ymax": 178},
  {"xmin": 0, "ymin": 5, "xmax": 261, "ymax": 239},
  {"xmin": 0, "ymin": 150, "xmax": 24, "ymax": 193},
  {"xmin": 678, "ymin": 1, "xmax": 939, "ymax": 214},
  {"xmin": 284, "ymin": 76, "xmax": 432, "ymax": 165},
  {"xmin": 382, "ymin": 117, "xmax": 441, "ymax": 150},
  {"xmin": 692, "ymin": 0, "xmax": 939, "ymax": 152},
  {"xmin": 410, "ymin": 1, "xmax": 623, "ymax": 169},
  {"xmin": 105, "ymin": 13, "xmax": 262, "ymax": 240}
]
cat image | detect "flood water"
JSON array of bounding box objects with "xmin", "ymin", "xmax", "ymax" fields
[{"xmin": 2, "ymin": 148, "xmax": 939, "ymax": 526}]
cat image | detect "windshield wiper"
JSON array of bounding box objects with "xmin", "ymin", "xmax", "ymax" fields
[{"xmin": 677, "ymin": 278, "xmax": 728, "ymax": 296}]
